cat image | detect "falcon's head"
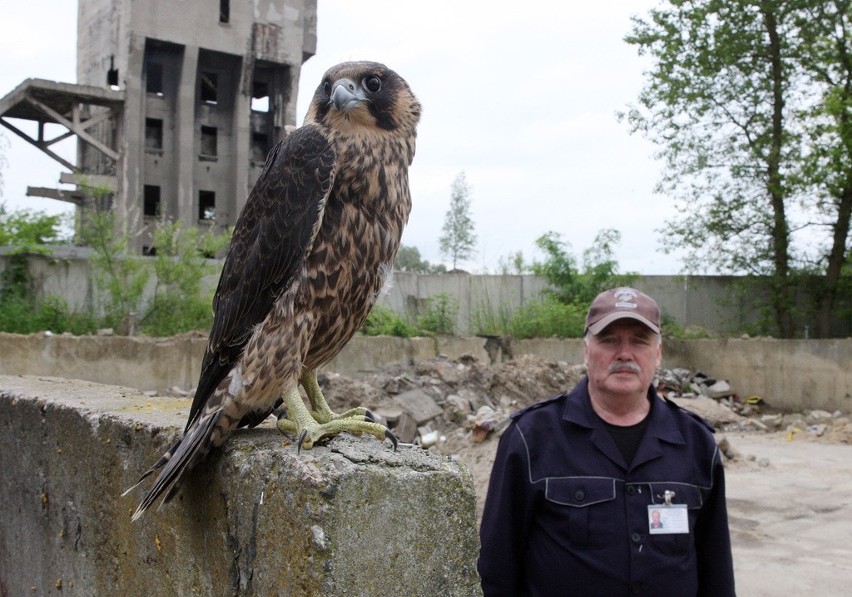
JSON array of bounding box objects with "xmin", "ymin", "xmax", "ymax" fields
[{"xmin": 305, "ymin": 61, "xmax": 421, "ymax": 140}]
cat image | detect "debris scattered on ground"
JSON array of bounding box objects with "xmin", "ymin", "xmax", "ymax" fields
[
  {"xmin": 171, "ymin": 353, "xmax": 849, "ymax": 516},
  {"xmin": 309, "ymin": 354, "xmax": 852, "ymax": 516}
]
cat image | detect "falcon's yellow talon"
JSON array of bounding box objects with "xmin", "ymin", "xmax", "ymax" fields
[{"xmin": 277, "ymin": 370, "xmax": 395, "ymax": 451}]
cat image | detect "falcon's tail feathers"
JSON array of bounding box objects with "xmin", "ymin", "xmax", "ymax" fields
[
  {"xmin": 120, "ymin": 437, "xmax": 182, "ymax": 497},
  {"xmin": 129, "ymin": 411, "xmax": 222, "ymax": 522}
]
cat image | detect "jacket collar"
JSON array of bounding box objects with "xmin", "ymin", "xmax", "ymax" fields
[{"xmin": 562, "ymin": 376, "xmax": 686, "ymax": 470}]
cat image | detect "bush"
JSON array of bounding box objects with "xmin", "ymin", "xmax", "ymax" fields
[
  {"xmin": 361, "ymin": 304, "xmax": 417, "ymax": 337},
  {"xmin": 506, "ymin": 297, "xmax": 586, "ymax": 338},
  {"xmin": 418, "ymin": 293, "xmax": 458, "ymax": 335},
  {"xmin": 0, "ymin": 294, "xmax": 99, "ymax": 335}
]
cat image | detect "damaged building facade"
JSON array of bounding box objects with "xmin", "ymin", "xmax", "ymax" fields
[{"xmin": 0, "ymin": 0, "xmax": 317, "ymax": 252}]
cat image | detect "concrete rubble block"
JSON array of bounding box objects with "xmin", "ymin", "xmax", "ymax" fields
[
  {"xmin": 0, "ymin": 375, "xmax": 483, "ymax": 597},
  {"xmin": 390, "ymin": 411, "xmax": 419, "ymax": 443},
  {"xmin": 371, "ymin": 405, "xmax": 403, "ymax": 425},
  {"xmin": 392, "ymin": 389, "xmax": 444, "ymax": 425},
  {"xmin": 760, "ymin": 414, "xmax": 784, "ymax": 429},
  {"xmin": 670, "ymin": 395, "xmax": 744, "ymax": 426},
  {"xmin": 706, "ymin": 379, "xmax": 735, "ymax": 399}
]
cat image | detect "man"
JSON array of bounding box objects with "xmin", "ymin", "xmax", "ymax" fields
[{"xmin": 478, "ymin": 287, "xmax": 735, "ymax": 596}]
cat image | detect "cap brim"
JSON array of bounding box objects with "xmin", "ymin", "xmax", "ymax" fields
[{"xmin": 587, "ymin": 312, "xmax": 660, "ymax": 335}]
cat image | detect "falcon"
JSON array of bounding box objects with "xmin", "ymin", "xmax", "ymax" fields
[{"xmin": 126, "ymin": 61, "xmax": 421, "ymax": 520}]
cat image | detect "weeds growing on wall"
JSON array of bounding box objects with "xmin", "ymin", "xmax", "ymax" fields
[
  {"xmin": 140, "ymin": 222, "xmax": 230, "ymax": 336},
  {"xmin": 417, "ymin": 293, "xmax": 459, "ymax": 336},
  {"xmin": 80, "ymin": 213, "xmax": 232, "ymax": 336},
  {"xmin": 0, "ymin": 199, "xmax": 232, "ymax": 336},
  {"xmin": 79, "ymin": 211, "xmax": 150, "ymax": 333},
  {"xmin": 360, "ymin": 305, "xmax": 418, "ymax": 337},
  {"xmin": 0, "ymin": 203, "xmax": 94, "ymax": 334}
]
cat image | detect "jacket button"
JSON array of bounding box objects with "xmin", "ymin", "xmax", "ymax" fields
[
  {"xmin": 631, "ymin": 532, "xmax": 641, "ymax": 543},
  {"xmin": 574, "ymin": 490, "xmax": 585, "ymax": 501},
  {"xmin": 626, "ymin": 486, "xmax": 636, "ymax": 496}
]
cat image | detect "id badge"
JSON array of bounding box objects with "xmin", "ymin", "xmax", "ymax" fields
[{"xmin": 648, "ymin": 504, "xmax": 689, "ymax": 534}]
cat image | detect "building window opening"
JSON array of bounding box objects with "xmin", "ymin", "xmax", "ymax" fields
[
  {"xmin": 201, "ymin": 72, "xmax": 218, "ymax": 104},
  {"xmin": 144, "ymin": 185, "xmax": 161, "ymax": 217},
  {"xmin": 219, "ymin": 0, "xmax": 230, "ymax": 23},
  {"xmin": 146, "ymin": 61, "xmax": 164, "ymax": 95},
  {"xmin": 107, "ymin": 56, "xmax": 119, "ymax": 89},
  {"xmin": 199, "ymin": 190, "xmax": 216, "ymax": 221},
  {"xmin": 142, "ymin": 246, "xmax": 157, "ymax": 256},
  {"xmin": 251, "ymin": 132, "xmax": 270, "ymax": 162},
  {"xmin": 251, "ymin": 81, "xmax": 270, "ymax": 112},
  {"xmin": 200, "ymin": 125, "xmax": 218, "ymax": 157},
  {"xmin": 145, "ymin": 118, "xmax": 163, "ymax": 150}
]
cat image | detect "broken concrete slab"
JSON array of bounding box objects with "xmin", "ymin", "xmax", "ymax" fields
[
  {"xmin": 706, "ymin": 379, "xmax": 735, "ymax": 399},
  {"xmin": 392, "ymin": 388, "xmax": 443, "ymax": 425},
  {"xmin": 670, "ymin": 395, "xmax": 744, "ymax": 426},
  {"xmin": 0, "ymin": 375, "xmax": 482, "ymax": 596}
]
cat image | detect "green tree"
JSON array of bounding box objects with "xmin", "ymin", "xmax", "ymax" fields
[
  {"xmin": 439, "ymin": 172, "xmax": 477, "ymax": 270},
  {"xmin": 496, "ymin": 251, "xmax": 528, "ymax": 275},
  {"xmin": 395, "ymin": 244, "xmax": 446, "ymax": 273},
  {"xmin": 0, "ymin": 204, "xmax": 93, "ymax": 334},
  {"xmin": 0, "ymin": 203, "xmax": 71, "ymax": 249},
  {"xmin": 532, "ymin": 229, "xmax": 632, "ymax": 307},
  {"xmin": 624, "ymin": 0, "xmax": 851, "ymax": 338}
]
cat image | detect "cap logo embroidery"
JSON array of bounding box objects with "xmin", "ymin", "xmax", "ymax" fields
[{"xmin": 613, "ymin": 288, "xmax": 638, "ymax": 309}]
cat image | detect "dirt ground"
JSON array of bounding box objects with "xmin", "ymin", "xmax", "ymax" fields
[
  {"xmin": 317, "ymin": 354, "xmax": 852, "ymax": 596},
  {"xmin": 723, "ymin": 432, "xmax": 852, "ymax": 595}
]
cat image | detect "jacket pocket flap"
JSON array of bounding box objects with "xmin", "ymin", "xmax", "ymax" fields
[
  {"xmin": 648, "ymin": 482, "xmax": 703, "ymax": 508},
  {"xmin": 545, "ymin": 477, "xmax": 616, "ymax": 507}
]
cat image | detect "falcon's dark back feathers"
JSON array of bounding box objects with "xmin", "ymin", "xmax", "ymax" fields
[
  {"xmin": 128, "ymin": 61, "xmax": 421, "ymax": 519},
  {"xmin": 187, "ymin": 127, "xmax": 336, "ymax": 429}
]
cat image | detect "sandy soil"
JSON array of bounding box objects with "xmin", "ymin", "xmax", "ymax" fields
[{"xmin": 723, "ymin": 432, "xmax": 852, "ymax": 596}]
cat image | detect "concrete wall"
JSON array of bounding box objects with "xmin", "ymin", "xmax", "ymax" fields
[
  {"xmin": 0, "ymin": 333, "xmax": 849, "ymax": 413},
  {"xmin": 0, "ymin": 375, "xmax": 482, "ymax": 596},
  {"xmin": 3, "ymin": 250, "xmax": 849, "ymax": 337}
]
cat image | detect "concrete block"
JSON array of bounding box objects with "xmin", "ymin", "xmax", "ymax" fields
[
  {"xmin": 0, "ymin": 375, "xmax": 482, "ymax": 596},
  {"xmin": 393, "ymin": 389, "xmax": 443, "ymax": 425},
  {"xmin": 706, "ymin": 379, "xmax": 735, "ymax": 399}
]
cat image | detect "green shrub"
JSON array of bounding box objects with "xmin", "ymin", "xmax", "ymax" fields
[
  {"xmin": 470, "ymin": 300, "xmax": 515, "ymax": 336},
  {"xmin": 0, "ymin": 294, "xmax": 99, "ymax": 335},
  {"xmin": 506, "ymin": 297, "xmax": 586, "ymax": 338},
  {"xmin": 139, "ymin": 223, "xmax": 228, "ymax": 336},
  {"xmin": 418, "ymin": 293, "xmax": 458, "ymax": 335},
  {"xmin": 361, "ymin": 304, "xmax": 417, "ymax": 337}
]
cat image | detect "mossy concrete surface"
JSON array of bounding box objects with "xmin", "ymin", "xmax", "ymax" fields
[{"xmin": 0, "ymin": 375, "xmax": 483, "ymax": 596}]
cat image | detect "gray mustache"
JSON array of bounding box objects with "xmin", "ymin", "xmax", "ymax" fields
[{"xmin": 608, "ymin": 362, "xmax": 641, "ymax": 373}]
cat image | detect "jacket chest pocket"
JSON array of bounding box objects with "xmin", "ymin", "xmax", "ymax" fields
[
  {"xmin": 646, "ymin": 482, "xmax": 705, "ymax": 556},
  {"xmin": 544, "ymin": 477, "xmax": 617, "ymax": 549}
]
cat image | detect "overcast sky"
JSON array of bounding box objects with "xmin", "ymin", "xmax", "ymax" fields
[{"xmin": 0, "ymin": 0, "xmax": 687, "ymax": 274}]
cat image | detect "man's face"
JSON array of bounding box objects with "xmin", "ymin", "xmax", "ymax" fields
[{"xmin": 584, "ymin": 319, "xmax": 662, "ymax": 399}]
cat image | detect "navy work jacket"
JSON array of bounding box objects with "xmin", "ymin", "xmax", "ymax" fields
[{"xmin": 478, "ymin": 378, "xmax": 735, "ymax": 596}]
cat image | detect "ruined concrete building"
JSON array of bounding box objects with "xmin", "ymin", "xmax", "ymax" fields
[{"xmin": 0, "ymin": 0, "xmax": 317, "ymax": 252}]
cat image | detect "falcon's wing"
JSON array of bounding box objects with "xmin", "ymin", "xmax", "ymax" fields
[{"xmin": 186, "ymin": 124, "xmax": 336, "ymax": 429}]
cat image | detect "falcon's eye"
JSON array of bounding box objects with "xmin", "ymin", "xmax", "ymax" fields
[
  {"xmin": 363, "ymin": 76, "xmax": 382, "ymax": 93},
  {"xmin": 322, "ymin": 81, "xmax": 331, "ymax": 96}
]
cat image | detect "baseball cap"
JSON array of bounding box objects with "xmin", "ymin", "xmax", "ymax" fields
[{"xmin": 585, "ymin": 287, "xmax": 661, "ymax": 335}]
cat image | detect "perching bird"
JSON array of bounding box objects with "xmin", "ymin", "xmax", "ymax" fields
[{"xmin": 126, "ymin": 61, "xmax": 421, "ymax": 520}]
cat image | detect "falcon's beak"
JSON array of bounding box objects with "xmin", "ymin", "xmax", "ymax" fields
[{"xmin": 331, "ymin": 79, "xmax": 365, "ymax": 112}]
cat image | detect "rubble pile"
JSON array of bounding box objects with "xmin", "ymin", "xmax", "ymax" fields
[
  {"xmin": 319, "ymin": 354, "xmax": 851, "ymax": 448},
  {"xmin": 315, "ymin": 353, "xmax": 851, "ymax": 517}
]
